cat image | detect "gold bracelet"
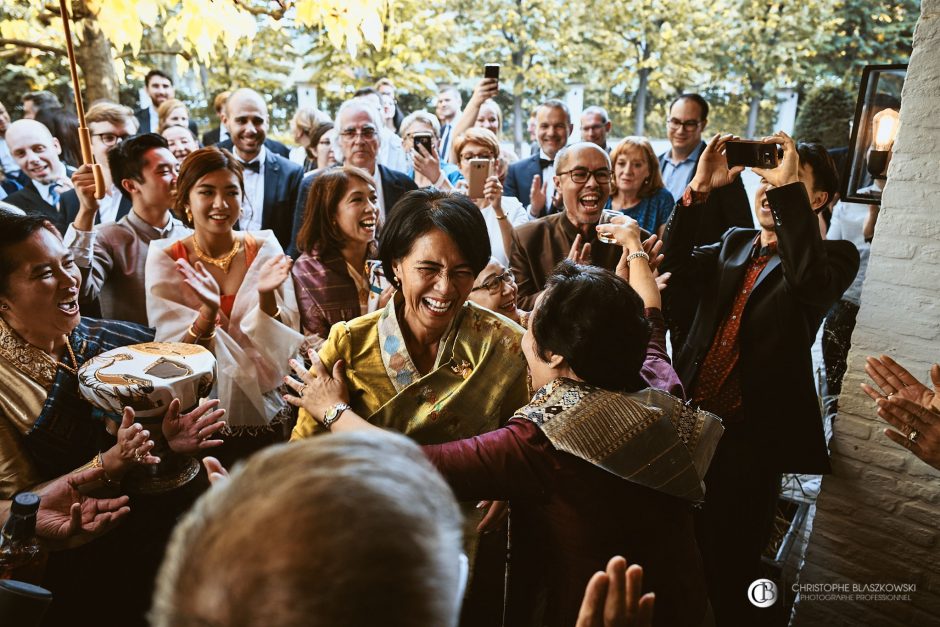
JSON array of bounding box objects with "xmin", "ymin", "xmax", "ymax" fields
[
  {"xmin": 626, "ymin": 251, "xmax": 650, "ymax": 263},
  {"xmin": 200, "ymin": 328, "xmax": 217, "ymax": 341},
  {"xmin": 91, "ymin": 452, "xmax": 115, "ymax": 485},
  {"xmin": 495, "ymin": 212, "xmax": 508, "ymax": 221},
  {"xmin": 187, "ymin": 325, "xmax": 200, "ymax": 339},
  {"xmin": 272, "ymin": 306, "xmax": 282, "ymax": 319}
]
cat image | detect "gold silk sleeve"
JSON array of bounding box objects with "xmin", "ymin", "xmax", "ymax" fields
[{"xmin": 290, "ymin": 321, "xmax": 346, "ymax": 441}]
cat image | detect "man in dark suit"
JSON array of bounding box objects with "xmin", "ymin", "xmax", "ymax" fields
[
  {"xmin": 221, "ymin": 88, "xmax": 302, "ymax": 250},
  {"xmin": 201, "ymin": 90, "xmax": 230, "ymax": 147},
  {"xmin": 504, "ymin": 99, "xmax": 572, "ymax": 218},
  {"xmin": 134, "ymin": 69, "xmax": 199, "ymax": 137},
  {"xmin": 218, "ymin": 137, "xmax": 290, "ymax": 160},
  {"xmin": 658, "ymin": 93, "xmax": 754, "ymax": 352},
  {"xmin": 3, "ymin": 119, "xmax": 75, "ymax": 233},
  {"xmin": 659, "ymin": 133, "xmax": 859, "ymax": 626},
  {"xmin": 289, "ymin": 99, "xmax": 416, "ymax": 257}
]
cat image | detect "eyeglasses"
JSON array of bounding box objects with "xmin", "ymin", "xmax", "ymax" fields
[
  {"xmin": 471, "ymin": 269, "xmax": 515, "ymax": 294},
  {"xmin": 556, "ymin": 168, "xmax": 612, "ymax": 184},
  {"xmin": 460, "ymin": 152, "xmax": 495, "ymax": 163},
  {"xmin": 340, "ymin": 126, "xmax": 378, "ymax": 139},
  {"xmin": 666, "ymin": 118, "xmax": 702, "ymax": 132},
  {"xmin": 92, "ymin": 132, "xmax": 130, "ymax": 146}
]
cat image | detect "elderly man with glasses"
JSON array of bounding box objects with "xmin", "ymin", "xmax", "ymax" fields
[
  {"xmin": 289, "ymin": 100, "xmax": 417, "ymax": 257},
  {"xmin": 509, "ymin": 142, "xmax": 626, "ymax": 309}
]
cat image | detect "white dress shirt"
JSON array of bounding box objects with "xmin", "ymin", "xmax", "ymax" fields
[
  {"xmin": 372, "ymin": 163, "xmax": 386, "ymax": 223},
  {"xmin": 97, "ymin": 184, "xmax": 124, "ymax": 224},
  {"xmin": 238, "ymin": 146, "xmax": 266, "ymax": 232},
  {"xmin": 540, "ymin": 149, "xmax": 556, "ymax": 208},
  {"xmin": 148, "ymin": 105, "xmax": 160, "ymax": 133}
]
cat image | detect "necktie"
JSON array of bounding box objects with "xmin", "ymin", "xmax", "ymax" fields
[
  {"xmin": 240, "ymin": 160, "xmax": 261, "ymax": 174},
  {"xmin": 48, "ymin": 184, "xmax": 61, "ymax": 207},
  {"xmin": 539, "ymin": 158, "xmax": 553, "ymax": 169}
]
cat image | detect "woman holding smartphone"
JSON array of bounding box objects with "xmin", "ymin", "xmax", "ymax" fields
[
  {"xmin": 291, "ymin": 166, "xmax": 390, "ymax": 350},
  {"xmin": 453, "ymin": 128, "xmax": 530, "ymax": 265}
]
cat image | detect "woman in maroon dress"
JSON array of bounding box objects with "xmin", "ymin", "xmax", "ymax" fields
[{"xmin": 285, "ymin": 217, "xmax": 721, "ymax": 627}]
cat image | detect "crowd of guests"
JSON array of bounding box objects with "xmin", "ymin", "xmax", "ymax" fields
[{"xmin": 0, "ymin": 67, "xmax": 936, "ymax": 627}]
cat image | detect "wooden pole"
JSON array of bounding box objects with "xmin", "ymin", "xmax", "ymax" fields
[{"xmin": 57, "ymin": 0, "xmax": 105, "ymax": 199}]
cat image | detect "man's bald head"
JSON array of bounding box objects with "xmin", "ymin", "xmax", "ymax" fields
[
  {"xmin": 6, "ymin": 119, "xmax": 65, "ymax": 184},
  {"xmin": 554, "ymin": 141, "xmax": 611, "ymax": 173},
  {"xmin": 222, "ymin": 89, "xmax": 268, "ymax": 161},
  {"xmin": 553, "ymin": 142, "xmax": 612, "ymax": 226}
]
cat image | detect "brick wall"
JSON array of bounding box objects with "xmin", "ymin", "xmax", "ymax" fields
[{"xmin": 791, "ymin": 3, "xmax": 940, "ymax": 625}]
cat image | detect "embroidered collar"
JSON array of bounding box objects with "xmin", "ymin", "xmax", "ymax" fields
[
  {"xmin": 0, "ymin": 316, "xmax": 61, "ymax": 389},
  {"xmin": 377, "ymin": 296, "xmax": 462, "ymax": 393}
]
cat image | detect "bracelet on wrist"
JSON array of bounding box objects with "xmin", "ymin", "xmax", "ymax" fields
[
  {"xmin": 626, "ymin": 251, "xmax": 650, "ymax": 263},
  {"xmin": 92, "ymin": 452, "xmax": 116, "ymax": 485}
]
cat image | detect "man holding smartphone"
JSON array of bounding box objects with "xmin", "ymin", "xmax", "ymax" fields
[{"xmin": 659, "ymin": 132, "xmax": 858, "ymax": 626}]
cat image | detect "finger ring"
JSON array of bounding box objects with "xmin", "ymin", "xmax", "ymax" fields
[
  {"xmin": 888, "ymin": 392, "xmax": 895, "ymax": 398},
  {"xmin": 134, "ymin": 447, "xmax": 142, "ymax": 460},
  {"xmin": 299, "ymin": 384, "xmax": 308, "ymax": 396},
  {"xmin": 909, "ymin": 429, "xmax": 920, "ymax": 444}
]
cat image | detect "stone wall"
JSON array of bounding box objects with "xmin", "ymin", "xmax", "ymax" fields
[{"xmin": 792, "ymin": 2, "xmax": 940, "ymax": 625}]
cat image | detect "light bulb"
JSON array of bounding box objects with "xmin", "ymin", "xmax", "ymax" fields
[{"xmin": 871, "ymin": 108, "xmax": 900, "ymax": 151}]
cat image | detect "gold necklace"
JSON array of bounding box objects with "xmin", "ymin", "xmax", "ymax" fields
[
  {"xmin": 193, "ymin": 235, "xmax": 241, "ymax": 273},
  {"xmin": 57, "ymin": 336, "xmax": 78, "ymax": 374}
]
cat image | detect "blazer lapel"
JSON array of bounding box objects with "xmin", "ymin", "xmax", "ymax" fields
[
  {"xmin": 715, "ymin": 234, "xmax": 755, "ymax": 310},
  {"xmin": 752, "ymin": 255, "xmax": 782, "ymax": 291},
  {"xmin": 261, "ymin": 151, "xmax": 279, "ymax": 229}
]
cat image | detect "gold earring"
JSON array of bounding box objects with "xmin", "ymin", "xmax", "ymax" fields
[{"xmin": 185, "ymin": 209, "xmax": 193, "ymax": 223}]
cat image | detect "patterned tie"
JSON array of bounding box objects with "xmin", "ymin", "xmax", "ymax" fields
[{"xmin": 48, "ymin": 183, "xmax": 61, "ymax": 207}]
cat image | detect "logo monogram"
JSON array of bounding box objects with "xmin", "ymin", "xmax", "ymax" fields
[{"xmin": 748, "ymin": 579, "xmax": 778, "ymax": 608}]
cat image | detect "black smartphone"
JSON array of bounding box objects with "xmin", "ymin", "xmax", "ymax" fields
[
  {"xmin": 725, "ymin": 140, "xmax": 782, "ymax": 168},
  {"xmin": 412, "ymin": 132, "xmax": 434, "ymax": 156},
  {"xmin": 484, "ymin": 63, "xmax": 500, "ymax": 81}
]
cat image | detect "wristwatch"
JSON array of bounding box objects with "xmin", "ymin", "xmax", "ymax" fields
[{"xmin": 322, "ymin": 402, "xmax": 351, "ymax": 430}]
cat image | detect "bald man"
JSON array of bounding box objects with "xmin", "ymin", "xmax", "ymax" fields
[
  {"xmin": 217, "ymin": 88, "xmax": 302, "ymax": 249},
  {"xmin": 509, "ymin": 142, "xmax": 623, "ymax": 309},
  {"xmin": 3, "ymin": 119, "xmax": 76, "ymax": 232}
]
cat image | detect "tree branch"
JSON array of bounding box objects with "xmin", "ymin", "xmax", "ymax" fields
[
  {"xmin": 230, "ymin": 0, "xmax": 288, "ymax": 19},
  {"xmin": 116, "ymin": 48, "xmax": 193, "ymax": 61},
  {"xmin": 0, "ymin": 38, "xmax": 66, "ymax": 56}
]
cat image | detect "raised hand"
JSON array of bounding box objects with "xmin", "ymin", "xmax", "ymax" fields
[
  {"xmin": 202, "ymin": 456, "xmax": 230, "ymax": 485},
  {"xmin": 576, "ymin": 556, "xmax": 655, "ymax": 627},
  {"xmin": 413, "ymin": 141, "xmax": 444, "ymax": 185},
  {"xmin": 257, "ymin": 254, "xmax": 293, "ymax": 295},
  {"xmin": 484, "ymin": 173, "xmax": 503, "ymax": 212},
  {"xmin": 567, "ymin": 233, "xmax": 592, "ymax": 265},
  {"xmin": 861, "ymin": 356, "xmax": 940, "ymax": 412},
  {"xmin": 116, "ymin": 406, "xmax": 160, "ymax": 466},
  {"xmin": 530, "ymin": 174, "xmax": 547, "ymax": 215},
  {"xmin": 689, "ymin": 134, "xmax": 745, "ymax": 194},
  {"xmin": 471, "ymin": 77, "xmax": 499, "ymax": 105},
  {"xmin": 71, "ymin": 164, "xmax": 100, "ymax": 213},
  {"xmin": 162, "ymin": 398, "xmax": 226, "ymax": 456},
  {"xmin": 177, "ymin": 258, "xmax": 221, "ymax": 312},
  {"xmin": 875, "ymin": 395, "xmax": 940, "ymax": 470},
  {"xmin": 35, "ymin": 469, "xmax": 131, "ymax": 549},
  {"xmin": 476, "ymin": 499, "xmax": 509, "ymax": 533},
  {"xmin": 752, "ymin": 131, "xmax": 800, "ymax": 188}
]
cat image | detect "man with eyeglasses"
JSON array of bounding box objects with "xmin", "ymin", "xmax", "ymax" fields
[
  {"xmin": 290, "ymin": 99, "xmax": 417, "ymax": 257},
  {"xmin": 218, "ymin": 88, "xmax": 303, "ymax": 251},
  {"xmin": 64, "ymin": 133, "xmax": 191, "ymax": 324},
  {"xmin": 353, "ymin": 87, "xmax": 408, "ymax": 173},
  {"xmin": 509, "ymin": 142, "xmax": 623, "ymax": 309},
  {"xmin": 505, "ymin": 99, "xmax": 573, "ymax": 219},
  {"xmin": 59, "ymin": 102, "xmax": 138, "ymax": 227},
  {"xmin": 580, "ymin": 106, "xmax": 612, "ymax": 152},
  {"xmin": 659, "ymin": 93, "xmax": 753, "ymax": 353}
]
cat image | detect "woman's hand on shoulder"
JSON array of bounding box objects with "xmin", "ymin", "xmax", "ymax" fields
[
  {"xmin": 283, "ymin": 348, "xmax": 350, "ymax": 421},
  {"xmin": 258, "ymin": 254, "xmax": 293, "ymax": 295}
]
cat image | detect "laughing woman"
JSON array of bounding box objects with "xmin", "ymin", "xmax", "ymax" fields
[
  {"xmin": 291, "ymin": 166, "xmax": 388, "ymax": 350},
  {"xmin": 146, "ymin": 147, "xmax": 303, "ymax": 463}
]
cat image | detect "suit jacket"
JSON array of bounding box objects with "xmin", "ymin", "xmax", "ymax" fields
[
  {"xmin": 504, "ymin": 152, "xmax": 542, "ymax": 209},
  {"xmin": 288, "ymin": 164, "xmax": 418, "ymax": 258},
  {"xmin": 245, "ymin": 150, "xmax": 303, "ymax": 251},
  {"xmin": 509, "ymin": 211, "xmax": 622, "ymax": 310},
  {"xmin": 4, "ymin": 169, "xmax": 76, "ymax": 233},
  {"xmin": 59, "ymin": 189, "xmax": 131, "ymax": 227},
  {"xmin": 134, "ymin": 107, "xmax": 198, "ymax": 137},
  {"xmin": 659, "ymin": 182, "xmax": 859, "ymax": 474},
  {"xmin": 218, "ymin": 138, "xmax": 290, "ymax": 160},
  {"xmin": 202, "ymin": 126, "xmax": 221, "ymax": 146}
]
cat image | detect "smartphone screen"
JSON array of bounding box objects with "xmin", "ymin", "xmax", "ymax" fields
[{"xmin": 725, "ymin": 141, "xmax": 780, "ymax": 169}]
